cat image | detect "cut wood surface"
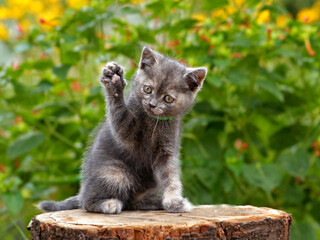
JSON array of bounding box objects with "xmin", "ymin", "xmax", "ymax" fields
[{"xmin": 28, "ymin": 205, "xmax": 291, "ymax": 240}]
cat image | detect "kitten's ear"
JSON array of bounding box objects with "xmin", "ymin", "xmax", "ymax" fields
[
  {"xmin": 184, "ymin": 67, "xmax": 207, "ymax": 92},
  {"xmin": 139, "ymin": 47, "xmax": 157, "ymax": 69}
]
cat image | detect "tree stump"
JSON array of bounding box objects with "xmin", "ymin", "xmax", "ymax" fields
[{"xmin": 27, "ymin": 205, "xmax": 291, "ymax": 240}]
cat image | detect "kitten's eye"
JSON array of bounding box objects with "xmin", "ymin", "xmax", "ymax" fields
[
  {"xmin": 143, "ymin": 85, "xmax": 152, "ymax": 94},
  {"xmin": 164, "ymin": 95, "xmax": 174, "ymax": 103}
]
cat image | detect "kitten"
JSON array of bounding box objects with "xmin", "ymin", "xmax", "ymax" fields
[{"xmin": 38, "ymin": 47, "xmax": 207, "ymax": 214}]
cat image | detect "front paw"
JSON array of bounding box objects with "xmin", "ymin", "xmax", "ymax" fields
[
  {"xmin": 100, "ymin": 62, "xmax": 127, "ymax": 97},
  {"xmin": 101, "ymin": 199, "xmax": 123, "ymax": 214},
  {"xmin": 163, "ymin": 197, "xmax": 193, "ymax": 213}
]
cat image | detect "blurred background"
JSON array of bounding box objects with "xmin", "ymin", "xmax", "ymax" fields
[{"xmin": 1, "ymin": 0, "xmax": 320, "ymax": 239}]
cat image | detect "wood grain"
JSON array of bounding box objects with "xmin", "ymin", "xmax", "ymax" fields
[{"xmin": 28, "ymin": 205, "xmax": 292, "ymax": 240}]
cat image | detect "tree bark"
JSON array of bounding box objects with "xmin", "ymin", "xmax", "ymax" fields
[{"xmin": 28, "ymin": 205, "xmax": 291, "ymax": 240}]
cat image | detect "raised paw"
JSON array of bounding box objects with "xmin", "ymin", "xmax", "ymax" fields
[
  {"xmin": 100, "ymin": 62, "xmax": 127, "ymax": 97},
  {"xmin": 163, "ymin": 197, "xmax": 193, "ymax": 213},
  {"xmin": 100, "ymin": 199, "xmax": 123, "ymax": 214}
]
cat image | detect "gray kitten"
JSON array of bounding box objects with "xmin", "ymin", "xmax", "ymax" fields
[{"xmin": 38, "ymin": 47, "xmax": 207, "ymax": 214}]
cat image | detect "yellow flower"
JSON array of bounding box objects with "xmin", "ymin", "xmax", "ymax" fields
[
  {"xmin": 212, "ymin": 9, "xmax": 227, "ymax": 20},
  {"xmin": 67, "ymin": 0, "xmax": 89, "ymax": 9},
  {"xmin": 256, "ymin": 0, "xmax": 273, "ymax": 10},
  {"xmin": 0, "ymin": 7, "xmax": 9, "ymax": 20},
  {"xmin": 297, "ymin": 8, "xmax": 319, "ymax": 23},
  {"xmin": 29, "ymin": 1, "xmax": 44, "ymax": 14},
  {"xmin": 276, "ymin": 14, "xmax": 290, "ymax": 27},
  {"xmin": 229, "ymin": 0, "xmax": 245, "ymax": 7},
  {"xmin": 212, "ymin": 3, "xmax": 237, "ymax": 21},
  {"xmin": 225, "ymin": 5, "xmax": 236, "ymax": 15},
  {"xmin": 7, "ymin": 6, "xmax": 25, "ymax": 19},
  {"xmin": 0, "ymin": 23, "xmax": 8, "ymax": 41},
  {"xmin": 39, "ymin": 6, "xmax": 63, "ymax": 29},
  {"xmin": 47, "ymin": 0, "xmax": 61, "ymax": 3},
  {"xmin": 256, "ymin": 10, "xmax": 270, "ymax": 23},
  {"xmin": 192, "ymin": 13, "xmax": 206, "ymax": 26},
  {"xmin": 130, "ymin": 0, "xmax": 144, "ymax": 5}
]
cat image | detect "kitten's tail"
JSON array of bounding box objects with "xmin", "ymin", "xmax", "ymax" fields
[{"xmin": 37, "ymin": 196, "xmax": 79, "ymax": 212}]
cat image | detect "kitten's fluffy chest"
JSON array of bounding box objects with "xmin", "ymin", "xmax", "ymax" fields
[{"xmin": 132, "ymin": 118, "xmax": 178, "ymax": 157}]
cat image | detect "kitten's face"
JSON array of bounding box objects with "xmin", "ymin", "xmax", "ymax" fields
[{"xmin": 135, "ymin": 47, "xmax": 207, "ymax": 118}]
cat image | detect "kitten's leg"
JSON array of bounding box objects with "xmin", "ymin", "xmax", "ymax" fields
[
  {"xmin": 128, "ymin": 190, "xmax": 163, "ymax": 210},
  {"xmin": 99, "ymin": 62, "xmax": 139, "ymax": 146},
  {"xmin": 154, "ymin": 158, "xmax": 193, "ymax": 213},
  {"xmin": 81, "ymin": 161, "xmax": 136, "ymax": 214},
  {"xmin": 85, "ymin": 198, "xmax": 123, "ymax": 214}
]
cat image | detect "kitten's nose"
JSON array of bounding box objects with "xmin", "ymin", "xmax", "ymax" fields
[
  {"xmin": 149, "ymin": 99, "xmax": 157, "ymax": 108},
  {"xmin": 149, "ymin": 102, "xmax": 156, "ymax": 108}
]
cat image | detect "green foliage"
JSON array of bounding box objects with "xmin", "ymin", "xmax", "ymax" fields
[
  {"xmin": 1, "ymin": 0, "xmax": 320, "ymax": 239},
  {"xmin": 7, "ymin": 132, "xmax": 45, "ymax": 159}
]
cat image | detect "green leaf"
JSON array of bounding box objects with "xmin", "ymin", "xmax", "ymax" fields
[
  {"xmin": 291, "ymin": 221, "xmax": 317, "ymax": 240},
  {"xmin": 272, "ymin": 48, "xmax": 297, "ymax": 58},
  {"xmin": 2, "ymin": 192, "xmax": 24, "ymax": 215},
  {"xmin": 270, "ymin": 124, "xmax": 307, "ymax": 151},
  {"xmin": 13, "ymin": 42, "xmax": 31, "ymax": 53},
  {"xmin": 207, "ymin": 75, "xmax": 223, "ymax": 87},
  {"xmin": 213, "ymin": 59, "xmax": 229, "ymax": 70},
  {"xmin": 61, "ymin": 51, "xmax": 81, "ymax": 65},
  {"xmin": 283, "ymin": 186, "xmax": 304, "ymax": 205},
  {"xmin": 184, "ymin": 116, "xmax": 210, "ymax": 131},
  {"xmin": 30, "ymin": 80, "xmax": 53, "ymax": 94},
  {"xmin": 242, "ymin": 163, "xmax": 282, "ymax": 193},
  {"xmin": 52, "ymin": 65, "xmax": 71, "ymax": 81},
  {"xmin": 310, "ymin": 201, "xmax": 320, "ymax": 222},
  {"xmin": 246, "ymin": 0, "xmax": 263, "ymax": 7},
  {"xmin": 169, "ymin": 19, "xmax": 197, "ymax": 34},
  {"xmin": 137, "ymin": 27, "xmax": 156, "ymax": 43},
  {"xmin": 256, "ymin": 78, "xmax": 284, "ymax": 102},
  {"xmin": 108, "ymin": 43, "xmax": 139, "ymax": 59},
  {"xmin": 7, "ymin": 132, "xmax": 45, "ymax": 159},
  {"xmin": 32, "ymin": 59, "xmax": 54, "ymax": 70},
  {"xmin": 202, "ymin": 0, "xmax": 228, "ymax": 10},
  {"xmin": 228, "ymin": 35, "xmax": 252, "ymax": 48},
  {"xmin": 226, "ymin": 71, "xmax": 249, "ymax": 86},
  {"xmin": 278, "ymin": 149, "xmax": 310, "ymax": 178}
]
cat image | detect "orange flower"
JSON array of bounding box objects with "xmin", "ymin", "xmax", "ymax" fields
[
  {"xmin": 232, "ymin": 52, "xmax": 244, "ymax": 58},
  {"xmin": 179, "ymin": 58, "xmax": 188, "ymax": 65},
  {"xmin": 0, "ymin": 163, "xmax": 5, "ymax": 173},
  {"xmin": 14, "ymin": 157, "xmax": 20, "ymax": 168},
  {"xmin": 267, "ymin": 28, "xmax": 272, "ymax": 42},
  {"xmin": 200, "ymin": 35, "xmax": 210, "ymax": 43},
  {"xmin": 13, "ymin": 115, "xmax": 23, "ymax": 125},
  {"xmin": 168, "ymin": 39, "xmax": 180, "ymax": 49},
  {"xmin": 71, "ymin": 81, "xmax": 82, "ymax": 92},
  {"xmin": 0, "ymin": 129, "xmax": 8, "ymax": 138},
  {"xmin": 33, "ymin": 109, "xmax": 39, "ymax": 116},
  {"xmin": 304, "ymin": 38, "xmax": 315, "ymax": 57}
]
